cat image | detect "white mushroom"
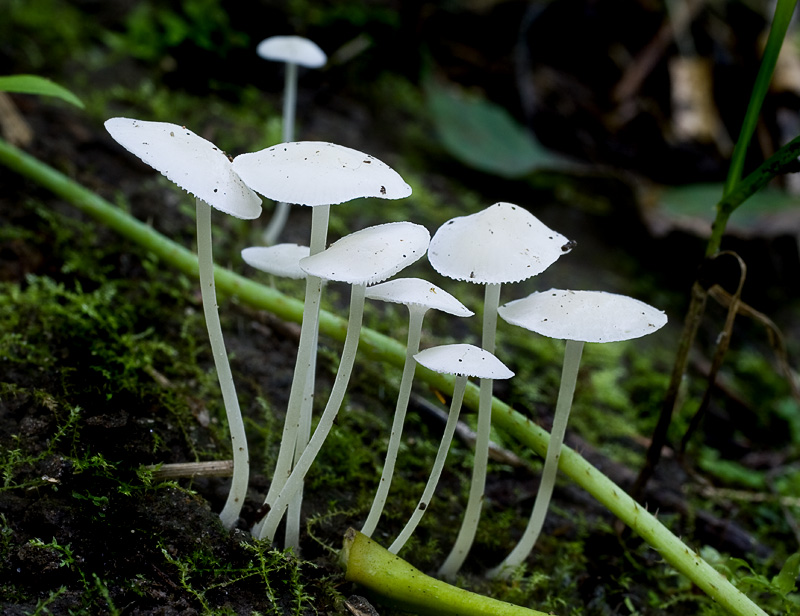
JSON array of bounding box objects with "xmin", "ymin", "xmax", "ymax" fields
[
  {"xmin": 255, "ymin": 222, "xmax": 430, "ymax": 545},
  {"xmin": 429, "ymin": 202, "xmax": 572, "ymax": 579},
  {"xmin": 360, "ymin": 279, "xmax": 473, "ymax": 537},
  {"xmin": 488, "ymin": 289, "xmax": 667, "ymax": 579},
  {"xmin": 388, "ymin": 344, "xmax": 513, "ymax": 554},
  {"xmin": 242, "ymin": 244, "xmax": 310, "ymax": 279},
  {"xmin": 255, "ymin": 35, "xmax": 327, "ymax": 244},
  {"xmin": 234, "ymin": 142, "xmax": 411, "ymax": 547},
  {"xmin": 104, "ymin": 117, "xmax": 262, "ymax": 530}
]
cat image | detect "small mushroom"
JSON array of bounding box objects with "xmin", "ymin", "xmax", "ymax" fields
[
  {"xmin": 255, "ymin": 222, "xmax": 430, "ymax": 545},
  {"xmin": 360, "ymin": 278, "xmax": 473, "ymax": 537},
  {"xmin": 241, "ymin": 244, "xmax": 310, "ymax": 280},
  {"xmin": 234, "ymin": 142, "xmax": 411, "ymax": 544},
  {"xmin": 488, "ymin": 289, "xmax": 667, "ymax": 579},
  {"xmin": 104, "ymin": 117, "xmax": 261, "ymax": 530},
  {"xmin": 255, "ymin": 35, "xmax": 327, "ymax": 244},
  {"xmin": 429, "ymin": 202, "xmax": 571, "ymax": 579},
  {"xmin": 388, "ymin": 344, "xmax": 513, "ymax": 555}
]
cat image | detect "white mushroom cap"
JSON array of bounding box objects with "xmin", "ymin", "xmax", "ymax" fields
[
  {"xmin": 428, "ymin": 202, "xmax": 571, "ymax": 284},
  {"xmin": 299, "ymin": 222, "xmax": 430, "ymax": 285},
  {"xmin": 365, "ymin": 278, "xmax": 473, "ymax": 317},
  {"xmin": 499, "ymin": 289, "xmax": 668, "ymax": 343},
  {"xmin": 105, "ymin": 118, "xmax": 262, "ymax": 220},
  {"xmin": 231, "ymin": 142, "xmax": 412, "ymax": 206},
  {"xmin": 256, "ymin": 35, "xmax": 327, "ymax": 68},
  {"xmin": 414, "ymin": 344, "xmax": 514, "ymax": 380},
  {"xmin": 241, "ymin": 244, "xmax": 310, "ymax": 279}
]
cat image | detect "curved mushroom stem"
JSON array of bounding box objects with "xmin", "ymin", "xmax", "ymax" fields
[
  {"xmin": 388, "ymin": 373, "xmax": 467, "ymax": 554},
  {"xmin": 361, "ymin": 306, "xmax": 427, "ymax": 537},
  {"xmin": 488, "ymin": 339, "xmax": 585, "ymax": 579},
  {"xmin": 439, "ymin": 282, "xmax": 501, "ymax": 579},
  {"xmin": 257, "ymin": 282, "xmax": 366, "ymax": 543},
  {"xmin": 263, "ymin": 62, "xmax": 298, "ymax": 246},
  {"xmin": 196, "ymin": 198, "xmax": 249, "ymax": 530},
  {"xmin": 255, "ymin": 205, "xmax": 329, "ymax": 541}
]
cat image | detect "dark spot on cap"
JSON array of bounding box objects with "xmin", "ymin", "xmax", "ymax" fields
[{"xmin": 380, "ymin": 186, "xmax": 386, "ymax": 195}]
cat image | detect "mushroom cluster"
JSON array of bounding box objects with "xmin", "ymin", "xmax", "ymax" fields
[{"xmin": 106, "ymin": 114, "xmax": 668, "ymax": 592}]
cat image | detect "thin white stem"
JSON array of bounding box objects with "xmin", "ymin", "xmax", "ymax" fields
[
  {"xmin": 388, "ymin": 374, "xmax": 467, "ymax": 554},
  {"xmin": 439, "ymin": 282, "xmax": 501, "ymax": 579},
  {"xmin": 488, "ymin": 339, "xmax": 585, "ymax": 579},
  {"xmin": 258, "ymin": 282, "xmax": 366, "ymax": 543},
  {"xmin": 196, "ymin": 198, "xmax": 249, "ymax": 530},
  {"xmin": 361, "ymin": 306, "xmax": 426, "ymax": 536},
  {"xmin": 262, "ymin": 62, "xmax": 297, "ymax": 246},
  {"xmin": 255, "ymin": 205, "xmax": 329, "ymax": 540},
  {"xmin": 283, "ymin": 62, "xmax": 298, "ymax": 142}
]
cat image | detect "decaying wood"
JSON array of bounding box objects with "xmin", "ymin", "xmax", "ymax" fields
[{"xmin": 146, "ymin": 460, "xmax": 234, "ymax": 479}]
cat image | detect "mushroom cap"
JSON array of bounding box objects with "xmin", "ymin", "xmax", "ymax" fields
[
  {"xmin": 231, "ymin": 142, "xmax": 412, "ymax": 207},
  {"xmin": 105, "ymin": 118, "xmax": 262, "ymax": 220},
  {"xmin": 241, "ymin": 244, "xmax": 310, "ymax": 279},
  {"xmin": 365, "ymin": 278, "xmax": 473, "ymax": 317},
  {"xmin": 499, "ymin": 289, "xmax": 668, "ymax": 343},
  {"xmin": 428, "ymin": 202, "xmax": 571, "ymax": 284},
  {"xmin": 414, "ymin": 344, "xmax": 514, "ymax": 380},
  {"xmin": 256, "ymin": 35, "xmax": 327, "ymax": 68},
  {"xmin": 299, "ymin": 222, "xmax": 430, "ymax": 285}
]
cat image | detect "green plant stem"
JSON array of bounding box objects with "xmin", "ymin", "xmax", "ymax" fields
[
  {"xmin": 0, "ymin": 137, "xmax": 768, "ymax": 616},
  {"xmin": 342, "ymin": 528, "xmax": 550, "ymax": 616},
  {"xmin": 195, "ymin": 198, "xmax": 249, "ymax": 530},
  {"xmin": 489, "ymin": 339, "xmax": 584, "ymax": 579},
  {"xmin": 709, "ymin": 0, "xmax": 798, "ymax": 256}
]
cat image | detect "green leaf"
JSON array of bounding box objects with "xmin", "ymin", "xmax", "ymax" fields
[
  {"xmin": 657, "ymin": 183, "xmax": 800, "ymax": 234},
  {"xmin": 0, "ymin": 75, "xmax": 84, "ymax": 109},
  {"xmin": 772, "ymin": 552, "xmax": 800, "ymax": 595},
  {"xmin": 425, "ymin": 80, "xmax": 569, "ymax": 178}
]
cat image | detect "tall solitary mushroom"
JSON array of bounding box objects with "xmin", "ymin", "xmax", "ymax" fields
[
  {"xmin": 488, "ymin": 289, "xmax": 667, "ymax": 579},
  {"xmin": 388, "ymin": 343, "xmax": 513, "ymax": 555},
  {"xmin": 254, "ymin": 221, "xmax": 430, "ymax": 546},
  {"xmin": 256, "ymin": 35, "xmax": 327, "ymax": 244},
  {"xmin": 104, "ymin": 118, "xmax": 262, "ymax": 530},
  {"xmin": 428, "ymin": 202, "xmax": 571, "ymax": 579},
  {"xmin": 233, "ymin": 142, "xmax": 411, "ymax": 544},
  {"xmin": 360, "ymin": 278, "xmax": 473, "ymax": 537}
]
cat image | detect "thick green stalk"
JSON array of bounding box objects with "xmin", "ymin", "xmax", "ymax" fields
[
  {"xmin": 342, "ymin": 528, "xmax": 550, "ymax": 616},
  {"xmin": 709, "ymin": 0, "xmax": 798, "ymax": 256},
  {"xmin": 0, "ymin": 137, "xmax": 767, "ymax": 616}
]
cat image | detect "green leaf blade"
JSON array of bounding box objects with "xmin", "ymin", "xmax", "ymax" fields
[{"xmin": 0, "ymin": 75, "xmax": 84, "ymax": 109}]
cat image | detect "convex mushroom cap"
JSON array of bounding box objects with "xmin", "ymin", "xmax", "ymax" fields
[
  {"xmin": 232, "ymin": 142, "xmax": 412, "ymax": 206},
  {"xmin": 414, "ymin": 344, "xmax": 514, "ymax": 380},
  {"xmin": 104, "ymin": 117, "xmax": 261, "ymax": 219},
  {"xmin": 241, "ymin": 244, "xmax": 310, "ymax": 279},
  {"xmin": 365, "ymin": 278, "xmax": 473, "ymax": 317},
  {"xmin": 257, "ymin": 35, "xmax": 327, "ymax": 68},
  {"xmin": 299, "ymin": 222, "xmax": 430, "ymax": 285},
  {"xmin": 499, "ymin": 289, "xmax": 668, "ymax": 343},
  {"xmin": 428, "ymin": 202, "xmax": 571, "ymax": 284}
]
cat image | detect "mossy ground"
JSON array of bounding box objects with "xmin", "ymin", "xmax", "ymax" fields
[{"xmin": 3, "ymin": 1, "xmax": 800, "ymax": 615}]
